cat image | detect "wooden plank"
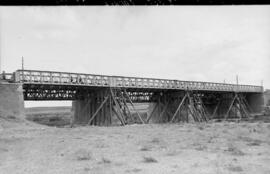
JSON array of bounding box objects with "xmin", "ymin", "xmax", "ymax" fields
[
  {"xmin": 119, "ymin": 90, "xmax": 133, "ymax": 123},
  {"xmin": 88, "ymin": 96, "xmax": 109, "ymax": 125},
  {"xmin": 146, "ymin": 103, "xmax": 158, "ymax": 123},
  {"xmin": 112, "ymin": 106, "xmax": 125, "ymax": 126},
  {"xmin": 70, "ymin": 102, "xmax": 75, "ymax": 128},
  {"xmin": 225, "ymin": 94, "xmax": 237, "ymax": 119},
  {"xmin": 239, "ymin": 95, "xmax": 252, "ymax": 114},
  {"xmin": 187, "ymin": 93, "xmax": 199, "ymax": 122},
  {"xmin": 110, "ymin": 88, "xmax": 126, "ymax": 125},
  {"xmin": 212, "ymin": 100, "xmax": 220, "ymax": 118},
  {"xmin": 237, "ymin": 96, "xmax": 250, "ymax": 118},
  {"xmin": 171, "ymin": 94, "xmax": 187, "ymax": 122},
  {"xmin": 109, "ymin": 95, "xmax": 112, "ymax": 125},
  {"xmin": 197, "ymin": 96, "xmax": 208, "ymax": 121},
  {"xmin": 159, "ymin": 102, "xmax": 174, "ymax": 117},
  {"xmin": 238, "ymin": 98, "xmax": 242, "ymax": 120},
  {"xmin": 91, "ymin": 93, "xmax": 96, "ymax": 125},
  {"xmin": 159, "ymin": 100, "xmax": 169, "ymax": 122}
]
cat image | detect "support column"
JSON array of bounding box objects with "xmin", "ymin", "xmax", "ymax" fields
[
  {"xmin": 0, "ymin": 83, "xmax": 25, "ymax": 119},
  {"xmin": 72, "ymin": 89, "xmax": 112, "ymax": 125},
  {"xmin": 72, "ymin": 99, "xmax": 90, "ymax": 124},
  {"xmin": 246, "ymin": 93, "xmax": 264, "ymax": 113}
]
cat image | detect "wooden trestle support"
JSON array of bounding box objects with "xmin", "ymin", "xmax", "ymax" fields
[
  {"xmin": 71, "ymin": 88, "xmax": 254, "ymax": 126},
  {"xmin": 147, "ymin": 91, "xmax": 209, "ymax": 123}
]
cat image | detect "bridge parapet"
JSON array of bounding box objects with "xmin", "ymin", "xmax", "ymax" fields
[{"xmin": 14, "ymin": 69, "xmax": 263, "ymax": 93}]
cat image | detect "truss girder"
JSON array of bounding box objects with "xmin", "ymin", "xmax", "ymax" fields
[{"xmin": 14, "ymin": 69, "xmax": 263, "ymax": 93}]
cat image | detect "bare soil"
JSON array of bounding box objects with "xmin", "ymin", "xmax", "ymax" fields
[{"xmin": 1, "ymin": 113, "xmax": 270, "ymax": 174}]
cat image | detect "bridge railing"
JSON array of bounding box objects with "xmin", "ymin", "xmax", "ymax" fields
[
  {"xmin": 0, "ymin": 73, "xmax": 14, "ymax": 81},
  {"xmin": 14, "ymin": 70, "xmax": 263, "ymax": 93}
]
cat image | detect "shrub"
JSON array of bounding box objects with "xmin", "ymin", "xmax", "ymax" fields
[
  {"xmin": 74, "ymin": 149, "xmax": 92, "ymax": 161},
  {"xmin": 143, "ymin": 156, "xmax": 158, "ymax": 163}
]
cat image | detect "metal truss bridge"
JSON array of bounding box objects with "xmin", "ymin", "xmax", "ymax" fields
[
  {"xmin": 11, "ymin": 69, "xmax": 262, "ymax": 101},
  {"xmin": 2, "ymin": 69, "xmax": 263, "ymax": 125}
]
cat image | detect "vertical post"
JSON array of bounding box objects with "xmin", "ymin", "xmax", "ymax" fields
[
  {"xmin": 59, "ymin": 73, "xmax": 62, "ymax": 84},
  {"xmin": 91, "ymin": 93, "xmax": 94, "ymax": 125},
  {"xmin": 236, "ymin": 75, "xmax": 239, "ymax": 92},
  {"xmin": 22, "ymin": 56, "xmax": 24, "ymax": 81},
  {"xmin": 50, "ymin": 72, "xmax": 52, "ymax": 83},
  {"xmin": 186, "ymin": 92, "xmax": 189, "ymax": 123},
  {"xmin": 158, "ymin": 94, "xmax": 161, "ymax": 122},
  {"xmin": 92, "ymin": 92, "xmax": 96, "ymax": 125},
  {"xmin": 109, "ymin": 94, "xmax": 112, "ymax": 125},
  {"xmin": 238, "ymin": 98, "xmax": 242, "ymax": 120},
  {"xmin": 97, "ymin": 91, "xmax": 101, "ymax": 125},
  {"xmin": 102, "ymin": 90, "xmax": 105, "ymax": 125}
]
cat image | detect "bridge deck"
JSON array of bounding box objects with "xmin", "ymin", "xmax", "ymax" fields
[{"xmin": 13, "ymin": 69, "xmax": 263, "ymax": 93}]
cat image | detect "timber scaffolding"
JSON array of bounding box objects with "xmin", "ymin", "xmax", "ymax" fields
[
  {"xmin": 71, "ymin": 87, "xmax": 260, "ymax": 126},
  {"xmin": 10, "ymin": 69, "xmax": 264, "ymax": 126}
]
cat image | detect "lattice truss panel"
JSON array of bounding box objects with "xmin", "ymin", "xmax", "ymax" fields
[{"xmin": 15, "ymin": 69, "xmax": 263, "ymax": 93}]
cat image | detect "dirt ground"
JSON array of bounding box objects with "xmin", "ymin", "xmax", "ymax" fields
[{"xmin": 1, "ymin": 115, "xmax": 270, "ymax": 174}]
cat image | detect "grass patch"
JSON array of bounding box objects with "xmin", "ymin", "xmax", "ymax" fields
[
  {"xmin": 197, "ymin": 125, "xmax": 205, "ymax": 130},
  {"xmin": 195, "ymin": 145, "xmax": 207, "ymax": 151},
  {"xmin": 227, "ymin": 165, "xmax": 243, "ymax": 172},
  {"xmin": 247, "ymin": 139, "xmax": 263, "ymax": 146},
  {"xmin": 225, "ymin": 144, "xmax": 245, "ymax": 156},
  {"xmin": 84, "ymin": 167, "xmax": 91, "ymax": 172},
  {"xmin": 166, "ymin": 150, "xmax": 179, "ymax": 156},
  {"xmin": 99, "ymin": 157, "xmax": 111, "ymax": 164},
  {"xmin": 140, "ymin": 145, "xmax": 152, "ymax": 151},
  {"xmin": 192, "ymin": 142, "xmax": 208, "ymax": 151},
  {"xmin": 143, "ymin": 156, "xmax": 158, "ymax": 163},
  {"xmin": 74, "ymin": 149, "xmax": 92, "ymax": 161},
  {"xmin": 126, "ymin": 168, "xmax": 142, "ymax": 173},
  {"xmin": 238, "ymin": 136, "xmax": 263, "ymax": 146},
  {"xmin": 150, "ymin": 138, "xmax": 160, "ymax": 144},
  {"xmin": 7, "ymin": 115, "xmax": 16, "ymax": 119}
]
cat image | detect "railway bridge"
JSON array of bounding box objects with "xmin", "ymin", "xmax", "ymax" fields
[{"xmin": 0, "ymin": 69, "xmax": 264, "ymax": 126}]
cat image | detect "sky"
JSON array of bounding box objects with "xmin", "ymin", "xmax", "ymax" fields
[{"xmin": 0, "ymin": 6, "xmax": 269, "ymax": 107}]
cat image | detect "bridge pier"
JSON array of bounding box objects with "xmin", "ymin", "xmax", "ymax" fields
[
  {"xmin": 246, "ymin": 93, "xmax": 264, "ymax": 113},
  {"xmin": 146, "ymin": 91, "xmax": 210, "ymax": 123},
  {"xmin": 208, "ymin": 92, "xmax": 264, "ymax": 120},
  {"xmin": 71, "ymin": 88, "xmax": 264, "ymax": 126},
  {"xmin": 72, "ymin": 89, "xmax": 112, "ymax": 126},
  {"xmin": 0, "ymin": 83, "xmax": 25, "ymax": 119}
]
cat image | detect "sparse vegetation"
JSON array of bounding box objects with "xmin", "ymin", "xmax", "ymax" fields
[
  {"xmin": 247, "ymin": 140, "xmax": 263, "ymax": 146},
  {"xmin": 95, "ymin": 143, "xmax": 107, "ymax": 148},
  {"xmin": 126, "ymin": 168, "xmax": 142, "ymax": 173},
  {"xmin": 197, "ymin": 124, "xmax": 205, "ymax": 130},
  {"xmin": 194, "ymin": 144, "xmax": 207, "ymax": 151},
  {"xmin": 140, "ymin": 145, "xmax": 152, "ymax": 151},
  {"xmin": 2, "ymin": 107, "xmax": 270, "ymax": 174},
  {"xmin": 225, "ymin": 144, "xmax": 245, "ymax": 156},
  {"xmin": 143, "ymin": 156, "xmax": 158, "ymax": 163},
  {"xmin": 7, "ymin": 115, "xmax": 16, "ymax": 119},
  {"xmin": 227, "ymin": 164, "xmax": 243, "ymax": 172},
  {"xmin": 84, "ymin": 167, "xmax": 90, "ymax": 172},
  {"xmin": 99, "ymin": 157, "xmax": 111, "ymax": 164},
  {"xmin": 74, "ymin": 149, "xmax": 92, "ymax": 161},
  {"xmin": 151, "ymin": 138, "xmax": 161, "ymax": 144},
  {"xmin": 165, "ymin": 150, "xmax": 179, "ymax": 156},
  {"xmin": 238, "ymin": 136, "xmax": 263, "ymax": 146}
]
